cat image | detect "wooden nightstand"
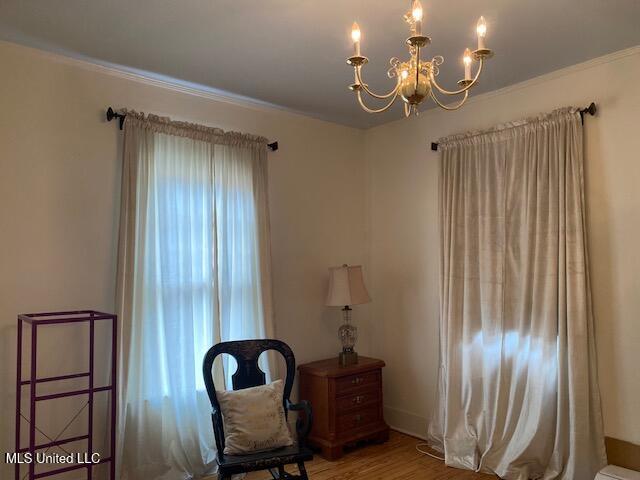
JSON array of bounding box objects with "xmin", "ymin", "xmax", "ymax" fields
[{"xmin": 298, "ymin": 356, "xmax": 389, "ymax": 460}]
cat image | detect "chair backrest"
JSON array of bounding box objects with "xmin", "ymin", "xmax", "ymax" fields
[{"xmin": 202, "ymin": 339, "xmax": 296, "ymax": 436}]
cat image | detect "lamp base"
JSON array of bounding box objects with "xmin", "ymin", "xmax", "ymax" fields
[{"xmin": 339, "ymin": 350, "xmax": 358, "ymax": 366}]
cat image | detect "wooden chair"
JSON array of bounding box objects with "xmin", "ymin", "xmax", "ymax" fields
[{"xmin": 202, "ymin": 339, "xmax": 313, "ymax": 480}]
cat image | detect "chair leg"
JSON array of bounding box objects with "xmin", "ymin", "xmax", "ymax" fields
[
  {"xmin": 297, "ymin": 461, "xmax": 308, "ymax": 480},
  {"xmin": 269, "ymin": 466, "xmax": 288, "ymax": 479}
]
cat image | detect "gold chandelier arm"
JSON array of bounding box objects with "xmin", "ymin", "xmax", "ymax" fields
[
  {"xmin": 356, "ymin": 89, "xmax": 399, "ymax": 113},
  {"xmin": 429, "ymin": 58, "xmax": 484, "ymax": 96},
  {"xmin": 355, "ymin": 67, "xmax": 400, "ymax": 99},
  {"xmin": 430, "ymin": 89, "xmax": 469, "ymax": 110}
]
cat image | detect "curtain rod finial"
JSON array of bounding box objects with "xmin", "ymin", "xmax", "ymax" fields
[{"xmin": 106, "ymin": 107, "xmax": 125, "ymax": 130}]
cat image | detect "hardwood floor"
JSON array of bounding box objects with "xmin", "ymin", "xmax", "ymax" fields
[{"xmin": 246, "ymin": 430, "xmax": 496, "ymax": 479}]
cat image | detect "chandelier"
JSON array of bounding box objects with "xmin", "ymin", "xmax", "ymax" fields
[{"xmin": 346, "ymin": 0, "xmax": 493, "ymax": 116}]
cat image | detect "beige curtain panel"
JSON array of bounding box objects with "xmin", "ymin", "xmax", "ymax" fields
[
  {"xmin": 428, "ymin": 107, "xmax": 607, "ymax": 479},
  {"xmin": 114, "ymin": 111, "xmax": 275, "ymax": 479}
]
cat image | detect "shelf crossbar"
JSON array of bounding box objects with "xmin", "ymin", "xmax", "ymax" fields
[
  {"xmin": 32, "ymin": 457, "xmax": 112, "ymax": 479},
  {"xmin": 17, "ymin": 434, "xmax": 89, "ymax": 454},
  {"xmin": 34, "ymin": 385, "xmax": 112, "ymax": 402},
  {"xmin": 20, "ymin": 372, "xmax": 90, "ymax": 386}
]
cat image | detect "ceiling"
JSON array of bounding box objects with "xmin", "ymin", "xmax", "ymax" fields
[{"xmin": 1, "ymin": 0, "xmax": 639, "ymax": 128}]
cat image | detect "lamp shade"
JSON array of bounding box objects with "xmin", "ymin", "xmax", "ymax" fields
[{"xmin": 325, "ymin": 265, "xmax": 372, "ymax": 306}]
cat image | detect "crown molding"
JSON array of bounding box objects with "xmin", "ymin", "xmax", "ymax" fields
[{"xmin": 0, "ymin": 39, "xmax": 323, "ymax": 122}]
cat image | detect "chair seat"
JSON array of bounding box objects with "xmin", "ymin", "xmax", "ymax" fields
[{"xmin": 218, "ymin": 444, "xmax": 313, "ymax": 475}]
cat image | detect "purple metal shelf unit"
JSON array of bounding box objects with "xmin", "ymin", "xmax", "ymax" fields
[{"xmin": 15, "ymin": 310, "xmax": 117, "ymax": 480}]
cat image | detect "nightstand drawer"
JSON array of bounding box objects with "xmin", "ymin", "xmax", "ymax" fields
[
  {"xmin": 336, "ymin": 387, "xmax": 380, "ymax": 413},
  {"xmin": 335, "ymin": 370, "xmax": 379, "ymax": 395},
  {"xmin": 337, "ymin": 406, "xmax": 380, "ymax": 432}
]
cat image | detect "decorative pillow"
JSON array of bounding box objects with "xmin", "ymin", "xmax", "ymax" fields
[{"xmin": 217, "ymin": 379, "xmax": 293, "ymax": 455}]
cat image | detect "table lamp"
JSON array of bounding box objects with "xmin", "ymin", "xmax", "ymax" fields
[{"xmin": 325, "ymin": 264, "xmax": 371, "ymax": 366}]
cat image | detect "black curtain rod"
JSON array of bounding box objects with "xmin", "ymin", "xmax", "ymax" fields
[
  {"xmin": 106, "ymin": 107, "xmax": 279, "ymax": 152},
  {"xmin": 430, "ymin": 102, "xmax": 597, "ymax": 152}
]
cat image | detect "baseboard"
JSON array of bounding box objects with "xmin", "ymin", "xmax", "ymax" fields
[
  {"xmin": 605, "ymin": 436, "xmax": 640, "ymax": 472},
  {"xmin": 383, "ymin": 405, "xmax": 429, "ymax": 441},
  {"xmin": 389, "ymin": 425, "xmax": 428, "ymax": 441}
]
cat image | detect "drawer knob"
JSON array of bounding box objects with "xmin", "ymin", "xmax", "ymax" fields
[
  {"xmin": 354, "ymin": 414, "xmax": 362, "ymax": 422},
  {"xmin": 353, "ymin": 395, "xmax": 364, "ymax": 404},
  {"xmin": 351, "ymin": 377, "xmax": 364, "ymax": 385}
]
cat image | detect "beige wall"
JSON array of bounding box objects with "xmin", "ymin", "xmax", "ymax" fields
[
  {"xmin": 364, "ymin": 47, "xmax": 640, "ymax": 445},
  {"xmin": 0, "ymin": 41, "xmax": 370, "ymax": 477}
]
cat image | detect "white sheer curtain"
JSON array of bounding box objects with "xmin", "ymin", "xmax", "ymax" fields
[
  {"xmin": 115, "ymin": 112, "xmax": 275, "ymax": 480},
  {"xmin": 428, "ymin": 108, "xmax": 607, "ymax": 480}
]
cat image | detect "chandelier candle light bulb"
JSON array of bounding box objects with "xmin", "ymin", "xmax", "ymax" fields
[
  {"xmin": 412, "ymin": 0, "xmax": 423, "ymax": 35},
  {"xmin": 345, "ymin": 2, "xmax": 493, "ymax": 116},
  {"xmin": 351, "ymin": 22, "xmax": 361, "ymax": 56},
  {"xmin": 463, "ymin": 48, "xmax": 472, "ymax": 80},
  {"xmin": 477, "ymin": 16, "xmax": 487, "ymax": 50}
]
